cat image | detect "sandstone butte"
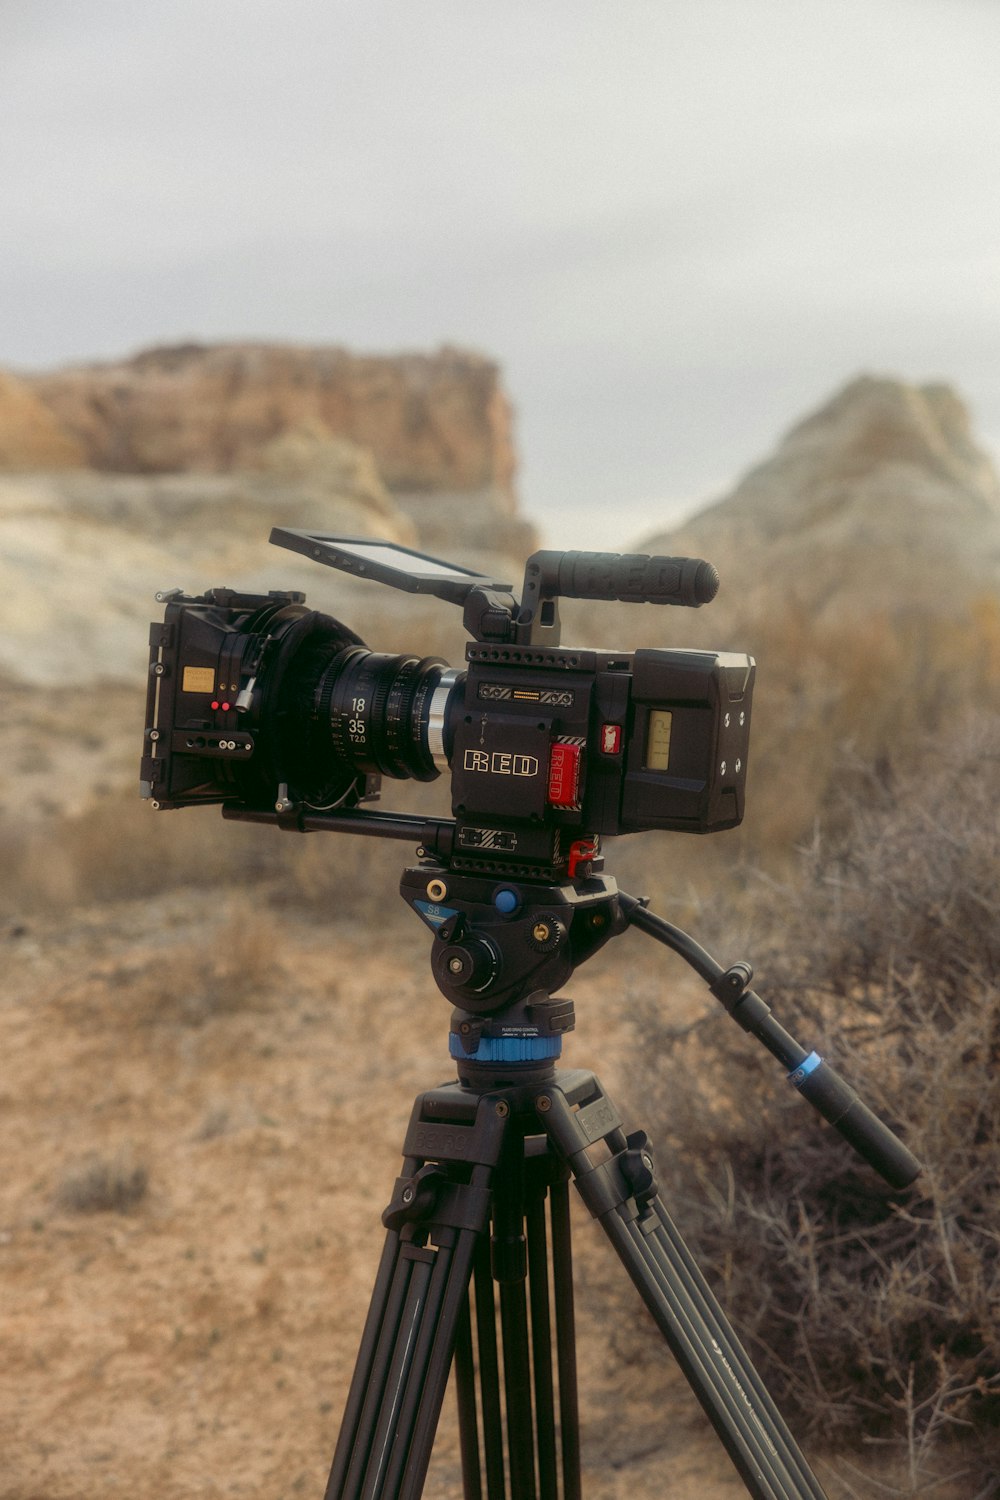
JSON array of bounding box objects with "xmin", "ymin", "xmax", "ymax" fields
[
  {"xmin": 642, "ymin": 374, "xmax": 1000, "ymax": 626},
  {"xmin": 13, "ymin": 342, "xmax": 519, "ymax": 510},
  {"xmin": 0, "ymin": 370, "xmax": 88, "ymax": 469}
]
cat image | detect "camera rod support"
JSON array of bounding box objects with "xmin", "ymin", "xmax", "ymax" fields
[
  {"xmin": 221, "ymin": 804, "xmax": 458, "ymax": 860},
  {"xmin": 617, "ymin": 892, "xmax": 922, "ymax": 1191}
]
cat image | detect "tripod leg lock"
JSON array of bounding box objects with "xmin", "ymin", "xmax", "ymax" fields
[
  {"xmin": 555, "ymin": 1125, "xmax": 660, "ymax": 1224},
  {"xmin": 382, "ymin": 1163, "xmax": 494, "ymax": 1237},
  {"xmin": 382, "ymin": 1163, "xmax": 447, "ymax": 1231},
  {"xmin": 620, "ymin": 1130, "xmax": 659, "ymax": 1214}
]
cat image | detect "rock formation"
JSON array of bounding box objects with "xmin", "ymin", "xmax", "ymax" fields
[
  {"xmin": 0, "ymin": 341, "xmax": 540, "ymax": 690},
  {"xmin": 23, "ymin": 340, "xmax": 518, "ymax": 501},
  {"xmin": 14, "ymin": 340, "xmax": 535, "ymax": 569},
  {"xmin": 641, "ymin": 376, "xmax": 1000, "ymax": 627},
  {"xmin": 0, "ymin": 371, "xmax": 86, "ymax": 469}
]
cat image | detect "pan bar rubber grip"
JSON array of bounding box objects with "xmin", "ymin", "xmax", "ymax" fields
[
  {"xmin": 789, "ymin": 1055, "xmax": 922, "ymax": 1190},
  {"xmin": 618, "ymin": 893, "xmax": 922, "ymax": 1191},
  {"xmin": 536, "ymin": 551, "xmax": 720, "ymax": 607}
]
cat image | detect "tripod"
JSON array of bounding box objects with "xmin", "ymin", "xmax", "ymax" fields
[{"xmin": 318, "ymin": 854, "xmax": 922, "ymax": 1500}]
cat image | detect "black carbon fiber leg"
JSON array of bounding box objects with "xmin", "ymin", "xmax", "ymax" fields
[
  {"xmin": 324, "ymin": 1087, "xmax": 504, "ymax": 1500},
  {"xmin": 323, "ymin": 1079, "xmax": 584, "ymax": 1500},
  {"xmin": 537, "ymin": 1069, "xmax": 829, "ymax": 1500}
]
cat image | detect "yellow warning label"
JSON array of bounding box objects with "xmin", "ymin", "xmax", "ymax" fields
[{"xmin": 182, "ymin": 666, "xmax": 216, "ymax": 694}]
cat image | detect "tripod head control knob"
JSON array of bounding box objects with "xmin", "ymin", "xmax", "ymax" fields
[
  {"xmin": 528, "ymin": 916, "xmax": 567, "ymax": 953},
  {"xmin": 437, "ymin": 935, "xmax": 502, "ymax": 1001}
]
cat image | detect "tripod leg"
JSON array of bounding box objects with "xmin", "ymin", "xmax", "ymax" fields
[
  {"xmin": 469, "ymin": 1236, "xmax": 505, "ymax": 1496},
  {"xmin": 548, "ymin": 1176, "xmax": 582, "ymax": 1500},
  {"xmin": 457, "ymin": 1127, "xmax": 582, "ymax": 1500},
  {"xmin": 323, "ymin": 1078, "xmax": 585, "ymax": 1499},
  {"xmin": 538, "ymin": 1070, "xmax": 829, "ymax": 1500},
  {"xmin": 324, "ymin": 1087, "xmax": 508, "ymax": 1500},
  {"xmin": 526, "ymin": 1162, "xmax": 582, "ymax": 1500},
  {"xmin": 453, "ymin": 1289, "xmax": 483, "ymax": 1499}
]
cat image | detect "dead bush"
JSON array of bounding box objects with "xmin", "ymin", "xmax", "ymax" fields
[
  {"xmin": 55, "ymin": 1146, "xmax": 149, "ymax": 1215},
  {"xmin": 620, "ymin": 716, "xmax": 1000, "ymax": 1494},
  {"xmin": 132, "ymin": 895, "xmax": 285, "ymax": 1026},
  {"xmin": 0, "ymin": 782, "xmax": 434, "ymax": 933},
  {"xmin": 733, "ymin": 595, "xmax": 1000, "ymax": 863}
]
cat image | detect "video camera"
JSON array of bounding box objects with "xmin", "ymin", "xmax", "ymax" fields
[{"xmin": 141, "ymin": 531, "xmax": 754, "ymax": 877}]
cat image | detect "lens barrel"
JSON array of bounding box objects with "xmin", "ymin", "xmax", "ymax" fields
[
  {"xmin": 315, "ymin": 648, "xmax": 456, "ymax": 782},
  {"xmin": 270, "ymin": 615, "xmax": 463, "ymax": 807}
]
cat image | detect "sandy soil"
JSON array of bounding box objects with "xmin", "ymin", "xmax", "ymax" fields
[{"xmin": 0, "ymin": 883, "xmax": 907, "ymax": 1499}]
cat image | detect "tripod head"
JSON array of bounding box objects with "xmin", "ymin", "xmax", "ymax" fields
[
  {"xmin": 395, "ymin": 851, "xmax": 922, "ymax": 1191},
  {"xmin": 401, "ymin": 860, "xmax": 627, "ymax": 1083}
]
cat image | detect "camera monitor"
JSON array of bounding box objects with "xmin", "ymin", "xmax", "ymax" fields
[{"xmin": 269, "ymin": 529, "xmax": 513, "ymax": 605}]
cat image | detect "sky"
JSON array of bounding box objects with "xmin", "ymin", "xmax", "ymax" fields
[{"xmin": 2, "ymin": 0, "xmax": 999, "ymax": 549}]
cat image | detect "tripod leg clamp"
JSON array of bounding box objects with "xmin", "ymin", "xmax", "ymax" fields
[
  {"xmin": 383, "ymin": 1164, "xmax": 447, "ymax": 1231},
  {"xmin": 620, "ymin": 1131, "xmax": 658, "ymax": 1214},
  {"xmin": 382, "ymin": 1164, "xmax": 494, "ymax": 1237}
]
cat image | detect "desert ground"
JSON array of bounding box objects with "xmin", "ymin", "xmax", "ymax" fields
[
  {"xmin": 2, "ymin": 837, "xmax": 962, "ymax": 1500},
  {"xmin": 0, "ymin": 873, "xmax": 739, "ymax": 1500}
]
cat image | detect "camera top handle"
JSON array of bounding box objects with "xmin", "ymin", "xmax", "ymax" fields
[
  {"xmin": 268, "ymin": 528, "xmax": 719, "ymax": 648},
  {"xmin": 515, "ymin": 549, "xmax": 720, "ymax": 645}
]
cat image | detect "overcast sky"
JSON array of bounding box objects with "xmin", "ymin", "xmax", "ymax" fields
[{"xmin": 3, "ymin": 1, "xmax": 999, "ymax": 547}]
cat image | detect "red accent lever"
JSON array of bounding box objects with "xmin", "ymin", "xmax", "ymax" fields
[{"xmin": 568, "ymin": 838, "xmax": 598, "ymax": 880}]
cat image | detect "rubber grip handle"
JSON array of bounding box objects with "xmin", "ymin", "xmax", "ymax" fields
[
  {"xmin": 791, "ymin": 1058, "xmax": 921, "ymax": 1190},
  {"xmin": 539, "ymin": 551, "xmax": 720, "ymax": 607}
]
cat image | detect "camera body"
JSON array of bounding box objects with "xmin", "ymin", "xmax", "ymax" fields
[
  {"xmin": 141, "ymin": 532, "xmax": 754, "ymax": 876},
  {"xmin": 448, "ymin": 638, "xmax": 752, "ymax": 872}
]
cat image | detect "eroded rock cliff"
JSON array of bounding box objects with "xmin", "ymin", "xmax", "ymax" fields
[
  {"xmin": 642, "ymin": 375, "xmax": 1000, "ymax": 625},
  {"xmin": 0, "ymin": 342, "xmax": 537, "ymax": 690},
  {"xmin": 0, "ymin": 371, "xmax": 87, "ymax": 469},
  {"xmin": 24, "ymin": 341, "xmax": 518, "ymax": 504}
]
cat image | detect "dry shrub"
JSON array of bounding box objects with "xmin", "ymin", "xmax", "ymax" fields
[
  {"xmin": 55, "ymin": 1146, "xmax": 149, "ymax": 1215},
  {"xmin": 0, "ymin": 788, "xmax": 427, "ymax": 928},
  {"xmin": 622, "ymin": 715, "xmax": 1000, "ymax": 1493},
  {"xmin": 736, "ymin": 594, "xmax": 1000, "ymax": 862},
  {"xmin": 0, "ymin": 796, "xmax": 282, "ymax": 913},
  {"xmin": 130, "ymin": 894, "xmax": 286, "ymax": 1026}
]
